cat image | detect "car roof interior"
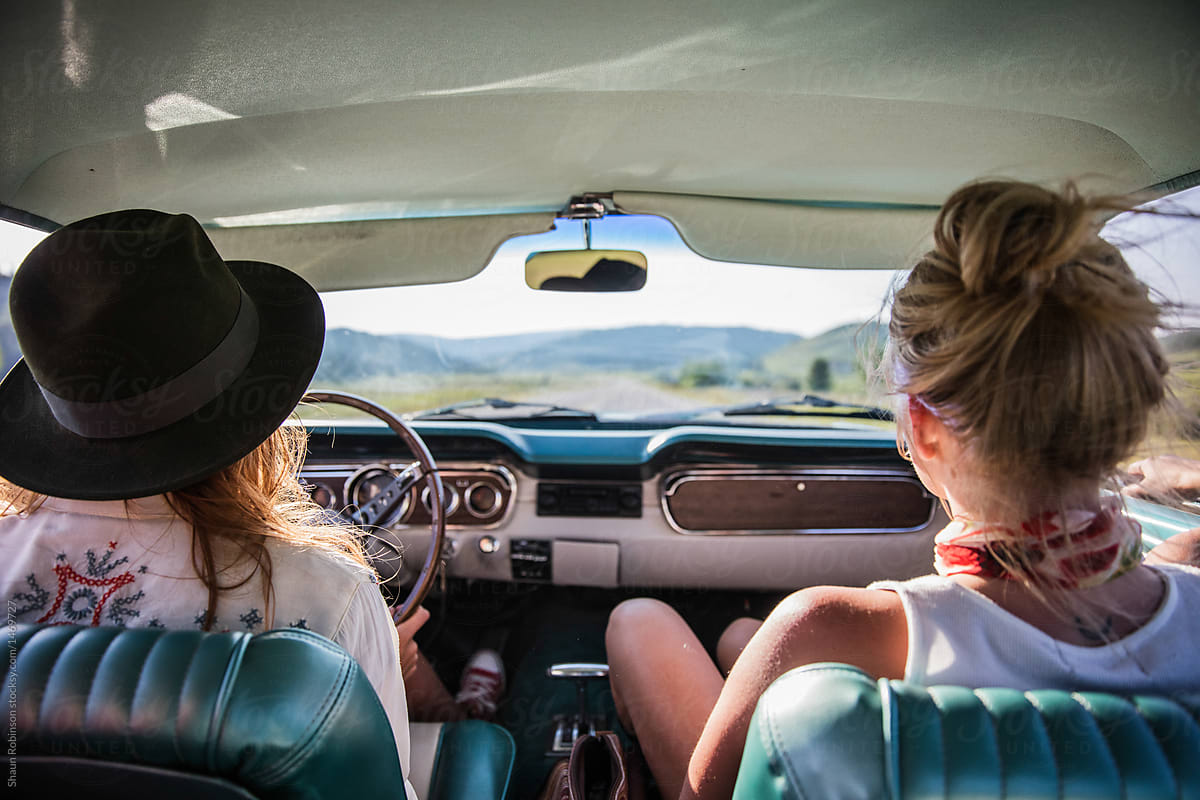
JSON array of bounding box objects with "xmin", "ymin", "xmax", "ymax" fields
[{"xmin": 3, "ymin": 0, "xmax": 1198, "ymax": 287}]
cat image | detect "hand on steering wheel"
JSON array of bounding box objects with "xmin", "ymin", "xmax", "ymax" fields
[{"xmin": 303, "ymin": 391, "xmax": 446, "ymax": 623}]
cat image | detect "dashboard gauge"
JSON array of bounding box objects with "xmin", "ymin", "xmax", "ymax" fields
[
  {"xmin": 308, "ymin": 464, "xmax": 515, "ymax": 529},
  {"xmin": 421, "ymin": 484, "xmax": 459, "ymax": 516},
  {"xmin": 464, "ymin": 482, "xmax": 502, "ymax": 518},
  {"xmin": 307, "ymin": 482, "xmax": 335, "ymax": 509},
  {"xmin": 344, "ymin": 464, "xmax": 412, "ymax": 526}
]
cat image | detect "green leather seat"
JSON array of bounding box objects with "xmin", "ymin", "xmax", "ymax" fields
[
  {"xmin": 734, "ymin": 663, "xmax": 1200, "ymax": 800},
  {"xmin": 8, "ymin": 624, "xmax": 514, "ymax": 799}
]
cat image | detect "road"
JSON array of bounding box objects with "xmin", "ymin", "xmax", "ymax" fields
[{"xmin": 519, "ymin": 376, "xmax": 704, "ymax": 414}]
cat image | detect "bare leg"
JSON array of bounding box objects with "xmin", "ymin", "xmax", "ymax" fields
[
  {"xmin": 606, "ymin": 599, "xmax": 725, "ymax": 800},
  {"xmin": 716, "ymin": 617, "xmax": 762, "ymax": 676},
  {"xmin": 404, "ymin": 651, "xmax": 466, "ymax": 722}
]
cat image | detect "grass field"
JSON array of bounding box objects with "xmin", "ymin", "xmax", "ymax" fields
[
  {"xmin": 297, "ymin": 373, "xmax": 566, "ymax": 421},
  {"xmin": 1133, "ymin": 348, "xmax": 1200, "ymax": 462},
  {"xmin": 295, "ymin": 345, "xmax": 1197, "ymax": 459},
  {"xmin": 296, "ymin": 367, "xmax": 889, "ymax": 432}
]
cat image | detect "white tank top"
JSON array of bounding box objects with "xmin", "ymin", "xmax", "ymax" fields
[{"xmin": 870, "ymin": 564, "xmax": 1200, "ymax": 692}]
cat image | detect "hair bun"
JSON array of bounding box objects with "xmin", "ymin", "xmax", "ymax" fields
[
  {"xmin": 934, "ymin": 180, "xmax": 1100, "ymax": 298},
  {"xmin": 889, "ymin": 178, "xmax": 1169, "ymax": 501}
]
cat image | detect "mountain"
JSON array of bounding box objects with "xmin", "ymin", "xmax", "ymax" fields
[
  {"xmin": 315, "ymin": 328, "xmax": 475, "ymax": 381},
  {"xmin": 314, "ymin": 325, "xmax": 802, "ymax": 381},
  {"xmin": 1161, "ymin": 329, "xmax": 1200, "ymax": 355},
  {"xmin": 761, "ymin": 321, "xmax": 885, "ymax": 378},
  {"xmin": 479, "ymin": 326, "xmax": 798, "ymax": 372}
]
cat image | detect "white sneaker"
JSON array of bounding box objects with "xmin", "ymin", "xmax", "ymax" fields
[{"xmin": 455, "ymin": 649, "xmax": 505, "ymax": 720}]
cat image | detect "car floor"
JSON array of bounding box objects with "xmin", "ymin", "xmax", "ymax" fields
[{"xmin": 418, "ymin": 580, "xmax": 783, "ymax": 800}]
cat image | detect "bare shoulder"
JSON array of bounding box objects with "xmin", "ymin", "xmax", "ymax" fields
[
  {"xmin": 688, "ymin": 585, "xmax": 908, "ymax": 798},
  {"xmin": 757, "ymin": 585, "xmax": 908, "ymax": 679}
]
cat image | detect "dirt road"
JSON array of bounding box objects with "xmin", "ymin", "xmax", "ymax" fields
[{"xmin": 520, "ymin": 376, "xmax": 701, "ymax": 414}]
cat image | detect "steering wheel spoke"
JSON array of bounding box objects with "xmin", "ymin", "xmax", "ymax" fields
[
  {"xmin": 348, "ymin": 461, "xmax": 428, "ymax": 529},
  {"xmin": 303, "ymin": 391, "xmax": 446, "ymax": 623}
]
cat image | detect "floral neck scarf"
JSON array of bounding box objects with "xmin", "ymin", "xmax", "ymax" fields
[{"xmin": 933, "ymin": 496, "xmax": 1142, "ymax": 589}]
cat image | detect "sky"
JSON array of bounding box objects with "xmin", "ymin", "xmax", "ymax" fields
[
  {"xmin": 318, "ymin": 215, "xmax": 900, "ymax": 338},
  {"xmin": 3, "ymin": 186, "xmax": 1198, "ymax": 338}
]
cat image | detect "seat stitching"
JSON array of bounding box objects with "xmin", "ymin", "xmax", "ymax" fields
[
  {"xmin": 257, "ymin": 629, "xmax": 397, "ymax": 771},
  {"xmin": 281, "ymin": 630, "xmax": 402, "ymax": 752},
  {"xmin": 763, "ymin": 697, "xmax": 809, "ymax": 800},
  {"xmin": 169, "ymin": 633, "xmax": 207, "ymax": 763},
  {"xmin": 34, "ymin": 627, "xmax": 83, "ymax": 733},
  {"xmin": 926, "ymin": 689, "xmax": 949, "ymax": 800},
  {"xmin": 1070, "ymin": 693, "xmax": 1123, "ymax": 800},
  {"xmin": 260, "ymin": 629, "xmax": 347, "ymax": 654},
  {"xmin": 878, "ymin": 680, "xmax": 901, "ymax": 800},
  {"xmin": 1024, "ymin": 693, "xmax": 1062, "ymax": 800},
  {"xmin": 84, "ymin": 629, "xmax": 124, "ymax": 755},
  {"xmin": 205, "ymin": 632, "xmax": 252, "ymax": 771},
  {"xmin": 126, "ymin": 631, "xmax": 167, "ymax": 754},
  {"xmin": 247, "ymin": 632, "xmax": 355, "ymax": 784},
  {"xmin": 1129, "ymin": 696, "xmax": 1181, "ymax": 800},
  {"xmin": 256, "ymin": 656, "xmax": 353, "ymax": 784},
  {"xmin": 972, "ymin": 691, "xmax": 1005, "ymax": 800}
]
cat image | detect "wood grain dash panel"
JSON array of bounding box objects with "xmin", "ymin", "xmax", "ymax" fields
[{"xmin": 664, "ymin": 473, "xmax": 933, "ymax": 532}]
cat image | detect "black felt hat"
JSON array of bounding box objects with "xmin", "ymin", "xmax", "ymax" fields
[{"xmin": 0, "ymin": 209, "xmax": 324, "ymax": 500}]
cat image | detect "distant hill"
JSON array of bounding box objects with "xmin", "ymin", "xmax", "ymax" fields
[
  {"xmin": 762, "ymin": 321, "xmax": 885, "ymax": 378},
  {"xmin": 482, "ymin": 326, "xmax": 798, "ymax": 372},
  {"xmin": 1161, "ymin": 329, "xmax": 1200, "ymax": 355},
  {"xmin": 6, "ymin": 304, "xmax": 1193, "ymax": 401},
  {"xmin": 315, "ymin": 325, "xmax": 802, "ymax": 382},
  {"xmin": 315, "ymin": 328, "xmax": 476, "ymax": 381}
]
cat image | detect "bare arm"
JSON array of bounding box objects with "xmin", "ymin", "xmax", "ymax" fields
[
  {"xmin": 1146, "ymin": 528, "xmax": 1200, "ymax": 566},
  {"xmin": 680, "ymin": 586, "xmax": 908, "ymax": 800},
  {"xmin": 1124, "ymin": 456, "xmax": 1200, "ymax": 501}
]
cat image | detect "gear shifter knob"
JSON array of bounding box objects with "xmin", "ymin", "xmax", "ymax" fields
[
  {"xmin": 546, "ymin": 662, "xmax": 610, "ymax": 753},
  {"xmin": 547, "ymin": 663, "xmax": 609, "ymax": 680}
]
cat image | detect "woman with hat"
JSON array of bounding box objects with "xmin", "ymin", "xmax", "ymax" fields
[{"xmin": 0, "ymin": 209, "xmax": 418, "ymax": 794}]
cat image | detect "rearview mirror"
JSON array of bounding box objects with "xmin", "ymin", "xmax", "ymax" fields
[{"xmin": 525, "ymin": 250, "xmax": 647, "ymax": 292}]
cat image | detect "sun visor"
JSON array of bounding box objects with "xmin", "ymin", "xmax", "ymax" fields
[
  {"xmin": 207, "ymin": 214, "xmax": 557, "ymax": 291},
  {"xmin": 613, "ymin": 192, "xmax": 937, "ymax": 270}
]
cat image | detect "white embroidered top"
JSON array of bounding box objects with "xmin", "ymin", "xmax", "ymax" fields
[
  {"xmin": 870, "ymin": 564, "xmax": 1200, "ymax": 692},
  {"xmin": 1, "ymin": 494, "xmax": 415, "ymax": 799}
]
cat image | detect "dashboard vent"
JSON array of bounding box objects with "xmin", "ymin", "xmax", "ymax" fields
[{"xmin": 510, "ymin": 539, "xmax": 552, "ymax": 581}]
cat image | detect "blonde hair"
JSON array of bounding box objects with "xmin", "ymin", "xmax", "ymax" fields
[
  {"xmin": 888, "ymin": 180, "xmax": 1171, "ymax": 511},
  {"xmin": 1, "ymin": 422, "xmax": 369, "ymax": 630}
]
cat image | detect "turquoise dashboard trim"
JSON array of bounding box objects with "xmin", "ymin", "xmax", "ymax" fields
[
  {"xmin": 1124, "ymin": 496, "xmax": 1200, "ymax": 547},
  {"xmin": 303, "ymin": 420, "xmax": 899, "ymax": 465}
]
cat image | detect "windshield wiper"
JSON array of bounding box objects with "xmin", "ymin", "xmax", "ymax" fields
[
  {"xmin": 718, "ymin": 394, "xmax": 894, "ymax": 421},
  {"xmin": 407, "ymin": 397, "xmax": 597, "ymax": 421}
]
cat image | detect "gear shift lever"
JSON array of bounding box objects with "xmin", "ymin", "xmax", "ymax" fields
[{"xmin": 546, "ymin": 662, "xmax": 609, "ymax": 754}]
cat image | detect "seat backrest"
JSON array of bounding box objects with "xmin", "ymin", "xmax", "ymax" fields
[
  {"xmin": 734, "ymin": 663, "xmax": 1200, "ymax": 800},
  {"xmin": 9, "ymin": 624, "xmax": 405, "ymax": 799}
]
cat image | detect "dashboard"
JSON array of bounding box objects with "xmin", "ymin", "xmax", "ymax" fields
[{"xmin": 300, "ymin": 420, "xmax": 945, "ymax": 591}]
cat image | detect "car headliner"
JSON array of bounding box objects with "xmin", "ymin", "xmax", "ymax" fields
[{"xmin": 3, "ymin": 0, "xmax": 1198, "ymax": 288}]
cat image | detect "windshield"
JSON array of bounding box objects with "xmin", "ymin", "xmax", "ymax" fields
[
  {"xmin": 311, "ymin": 214, "xmax": 896, "ymax": 423},
  {"xmin": 1, "ymin": 189, "xmax": 1198, "ymax": 436}
]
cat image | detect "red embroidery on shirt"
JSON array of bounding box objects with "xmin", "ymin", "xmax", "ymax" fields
[{"xmin": 37, "ymin": 563, "xmax": 136, "ymax": 626}]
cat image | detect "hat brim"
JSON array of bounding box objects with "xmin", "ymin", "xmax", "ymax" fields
[{"xmin": 0, "ymin": 261, "xmax": 324, "ymax": 500}]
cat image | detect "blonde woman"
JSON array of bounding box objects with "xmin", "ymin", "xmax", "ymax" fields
[
  {"xmin": 0, "ymin": 210, "xmax": 422, "ymax": 797},
  {"xmin": 605, "ymin": 180, "xmax": 1200, "ymax": 800}
]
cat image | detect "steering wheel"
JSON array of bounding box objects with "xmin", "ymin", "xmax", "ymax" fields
[{"xmin": 303, "ymin": 390, "xmax": 445, "ymax": 624}]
